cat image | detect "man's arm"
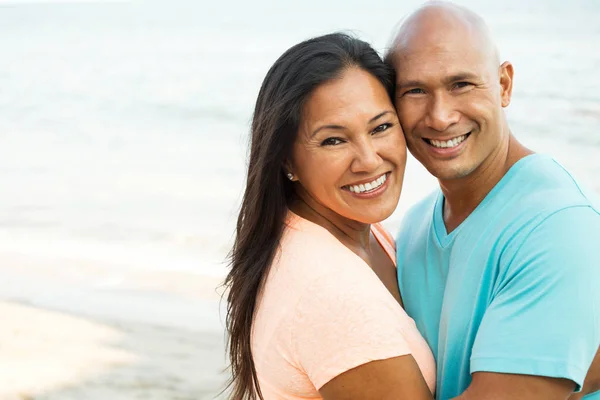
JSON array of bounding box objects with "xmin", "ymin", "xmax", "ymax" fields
[
  {"xmin": 453, "ymin": 347, "xmax": 600, "ymax": 400},
  {"xmin": 453, "ymin": 372, "xmax": 574, "ymax": 400},
  {"xmin": 457, "ymin": 207, "xmax": 600, "ymax": 399},
  {"xmin": 569, "ymin": 348, "xmax": 600, "ymax": 400},
  {"xmin": 454, "ymin": 347, "xmax": 600, "ymax": 400}
]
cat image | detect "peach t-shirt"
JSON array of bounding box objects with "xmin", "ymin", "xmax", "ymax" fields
[{"xmin": 251, "ymin": 212, "xmax": 436, "ymax": 398}]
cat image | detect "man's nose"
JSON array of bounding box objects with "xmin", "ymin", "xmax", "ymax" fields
[{"xmin": 425, "ymin": 93, "xmax": 460, "ymax": 132}]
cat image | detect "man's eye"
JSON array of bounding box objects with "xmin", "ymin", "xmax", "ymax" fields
[
  {"xmin": 454, "ymin": 82, "xmax": 472, "ymax": 90},
  {"xmin": 372, "ymin": 123, "xmax": 393, "ymax": 134},
  {"xmin": 321, "ymin": 137, "xmax": 343, "ymax": 146},
  {"xmin": 405, "ymin": 88, "xmax": 425, "ymax": 95}
]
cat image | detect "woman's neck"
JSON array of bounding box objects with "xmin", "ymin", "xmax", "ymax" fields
[{"xmin": 289, "ymin": 192, "xmax": 371, "ymax": 250}]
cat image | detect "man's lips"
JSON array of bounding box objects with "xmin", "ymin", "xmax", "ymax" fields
[{"xmin": 423, "ymin": 132, "xmax": 471, "ymax": 149}]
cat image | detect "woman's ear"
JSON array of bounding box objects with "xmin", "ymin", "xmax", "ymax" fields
[{"xmin": 283, "ymin": 161, "xmax": 297, "ymax": 181}]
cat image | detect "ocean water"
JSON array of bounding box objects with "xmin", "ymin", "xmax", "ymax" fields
[{"xmin": 0, "ymin": 0, "xmax": 599, "ymax": 277}]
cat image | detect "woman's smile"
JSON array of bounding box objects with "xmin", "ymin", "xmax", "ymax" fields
[{"xmin": 342, "ymin": 172, "xmax": 391, "ymax": 199}]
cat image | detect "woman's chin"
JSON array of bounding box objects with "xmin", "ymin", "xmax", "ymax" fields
[
  {"xmin": 345, "ymin": 187, "xmax": 401, "ymax": 222},
  {"xmin": 344, "ymin": 207, "xmax": 396, "ymax": 225}
]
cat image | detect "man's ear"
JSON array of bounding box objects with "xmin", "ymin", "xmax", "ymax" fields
[{"xmin": 499, "ymin": 61, "xmax": 514, "ymax": 108}]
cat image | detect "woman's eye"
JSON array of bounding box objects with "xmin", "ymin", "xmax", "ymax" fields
[
  {"xmin": 372, "ymin": 123, "xmax": 392, "ymax": 134},
  {"xmin": 321, "ymin": 137, "xmax": 343, "ymax": 146}
]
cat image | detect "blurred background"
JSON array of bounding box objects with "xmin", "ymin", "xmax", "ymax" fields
[{"xmin": 0, "ymin": 0, "xmax": 598, "ymax": 398}]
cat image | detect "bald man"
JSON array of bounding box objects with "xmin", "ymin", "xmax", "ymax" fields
[{"xmin": 385, "ymin": 2, "xmax": 600, "ymax": 400}]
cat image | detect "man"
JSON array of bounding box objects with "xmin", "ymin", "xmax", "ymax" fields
[{"xmin": 386, "ymin": 2, "xmax": 600, "ymax": 399}]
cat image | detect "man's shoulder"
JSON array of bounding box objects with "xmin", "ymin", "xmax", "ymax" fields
[
  {"xmin": 494, "ymin": 157, "xmax": 600, "ymax": 267},
  {"xmin": 403, "ymin": 189, "xmax": 439, "ymax": 221},
  {"xmin": 395, "ymin": 190, "xmax": 439, "ymax": 249},
  {"xmin": 514, "ymin": 154, "xmax": 599, "ymax": 210},
  {"xmin": 495, "ymin": 155, "xmax": 600, "ymax": 227},
  {"xmin": 453, "ymin": 156, "xmax": 600, "ymax": 261},
  {"xmin": 398, "ymin": 190, "xmax": 438, "ymax": 230}
]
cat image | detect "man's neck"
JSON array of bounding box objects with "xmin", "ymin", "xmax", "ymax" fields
[{"xmin": 440, "ymin": 134, "xmax": 533, "ymax": 233}]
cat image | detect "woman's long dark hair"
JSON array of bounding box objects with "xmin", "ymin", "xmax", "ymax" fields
[{"xmin": 223, "ymin": 32, "xmax": 395, "ymax": 400}]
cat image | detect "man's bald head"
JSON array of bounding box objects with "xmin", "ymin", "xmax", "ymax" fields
[
  {"xmin": 386, "ymin": 1, "xmax": 500, "ymax": 71},
  {"xmin": 386, "ymin": 1, "xmax": 515, "ymax": 183}
]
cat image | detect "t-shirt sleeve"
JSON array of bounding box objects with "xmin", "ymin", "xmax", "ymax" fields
[
  {"xmin": 471, "ymin": 206, "xmax": 600, "ymax": 390},
  {"xmin": 290, "ymin": 261, "xmax": 414, "ymax": 390}
]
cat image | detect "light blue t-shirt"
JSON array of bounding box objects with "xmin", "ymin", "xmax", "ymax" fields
[{"xmin": 396, "ymin": 154, "xmax": 600, "ymax": 400}]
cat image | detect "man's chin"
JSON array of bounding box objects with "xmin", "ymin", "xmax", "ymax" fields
[{"xmin": 425, "ymin": 161, "xmax": 475, "ymax": 181}]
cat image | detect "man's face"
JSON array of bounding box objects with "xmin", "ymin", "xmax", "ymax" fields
[{"xmin": 393, "ymin": 34, "xmax": 512, "ymax": 181}]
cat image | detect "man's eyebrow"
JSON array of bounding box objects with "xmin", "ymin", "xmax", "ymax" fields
[
  {"xmin": 396, "ymin": 73, "xmax": 480, "ymax": 90},
  {"xmin": 311, "ymin": 111, "xmax": 394, "ymax": 138},
  {"xmin": 396, "ymin": 80, "xmax": 425, "ymax": 90},
  {"xmin": 443, "ymin": 72, "xmax": 479, "ymax": 84}
]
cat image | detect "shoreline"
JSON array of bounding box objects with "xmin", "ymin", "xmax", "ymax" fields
[
  {"xmin": 0, "ymin": 251, "xmax": 229, "ymax": 400},
  {"xmin": 0, "ymin": 299, "xmax": 229, "ymax": 400}
]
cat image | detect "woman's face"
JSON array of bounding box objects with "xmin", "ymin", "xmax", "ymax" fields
[{"xmin": 290, "ymin": 67, "xmax": 407, "ymax": 224}]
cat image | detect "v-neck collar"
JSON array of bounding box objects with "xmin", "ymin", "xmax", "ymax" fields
[{"xmin": 432, "ymin": 154, "xmax": 543, "ymax": 248}]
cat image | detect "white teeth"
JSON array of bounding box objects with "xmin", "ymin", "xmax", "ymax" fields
[
  {"xmin": 429, "ymin": 134, "xmax": 468, "ymax": 149},
  {"xmin": 345, "ymin": 174, "xmax": 388, "ymax": 194}
]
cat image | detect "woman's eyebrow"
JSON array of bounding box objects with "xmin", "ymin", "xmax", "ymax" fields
[{"xmin": 311, "ymin": 110, "xmax": 394, "ymax": 138}]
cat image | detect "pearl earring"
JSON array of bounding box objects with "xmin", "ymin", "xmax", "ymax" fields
[{"xmin": 287, "ymin": 173, "xmax": 294, "ymax": 181}]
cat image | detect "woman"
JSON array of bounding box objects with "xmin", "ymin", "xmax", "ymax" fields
[{"xmin": 224, "ymin": 33, "xmax": 435, "ymax": 399}]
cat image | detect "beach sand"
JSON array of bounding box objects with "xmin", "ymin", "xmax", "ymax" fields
[{"xmin": 0, "ymin": 252, "xmax": 229, "ymax": 400}]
